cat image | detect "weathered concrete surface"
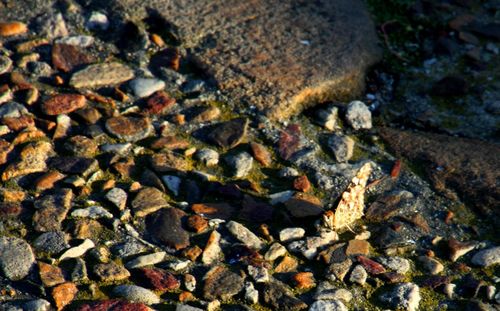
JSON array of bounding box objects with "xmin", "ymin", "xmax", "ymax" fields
[{"xmin": 96, "ymin": 0, "xmax": 382, "ymax": 119}]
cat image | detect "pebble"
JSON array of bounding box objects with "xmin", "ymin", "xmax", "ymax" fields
[
  {"xmin": 244, "ymin": 282, "xmax": 259, "ymax": 304},
  {"xmin": 33, "ymin": 231, "xmax": 69, "ymax": 254},
  {"xmin": 293, "ymin": 272, "xmax": 316, "ymax": 289},
  {"xmin": 64, "ymin": 136, "xmax": 98, "ymax": 157},
  {"xmin": 279, "ymin": 167, "xmax": 300, "ymax": 177},
  {"xmin": 265, "ymin": 243, "xmax": 287, "ymax": 261},
  {"xmin": 379, "ymin": 282, "xmax": 421, "ymax": 311},
  {"xmin": 105, "ymin": 116, "xmax": 153, "ymax": 142},
  {"xmin": 0, "ymin": 236, "xmax": 35, "ymax": 280},
  {"xmin": 138, "ymin": 268, "xmax": 180, "ymax": 290},
  {"xmin": 59, "ymin": 239, "xmax": 95, "ymax": 261},
  {"xmin": 112, "ymin": 284, "xmax": 160, "ymax": 305},
  {"xmin": 202, "ymin": 230, "xmax": 223, "ymax": 265},
  {"xmin": 0, "ymin": 102, "xmax": 29, "ymax": 118},
  {"xmin": 314, "ymin": 106, "xmax": 339, "ymax": 130},
  {"xmin": 130, "ymin": 78, "xmax": 166, "ymax": 98},
  {"xmin": 105, "ymin": 187, "xmax": 128, "ymax": 210},
  {"xmin": 32, "ymin": 188, "xmax": 72, "ymax": 232},
  {"xmin": 418, "ymin": 256, "xmax": 444, "ymax": 275},
  {"xmin": 226, "ymin": 220, "xmax": 265, "ymax": 250},
  {"xmin": 101, "ymin": 142, "xmax": 132, "ymax": 155},
  {"xmin": 345, "ymin": 100, "xmax": 372, "ymax": 130},
  {"xmin": 131, "ymin": 187, "xmax": 169, "ymax": 217},
  {"xmin": 94, "ymin": 262, "xmax": 130, "ymax": 282},
  {"xmin": 147, "ymin": 208, "xmax": 190, "ymax": 250},
  {"xmin": 262, "ymin": 281, "xmax": 307, "ymax": 310},
  {"xmin": 70, "ymin": 62, "xmax": 135, "ymax": 88},
  {"xmin": 309, "ymin": 299, "xmax": 348, "ymax": 311},
  {"xmin": 0, "ymin": 22, "xmax": 28, "ymax": 36},
  {"xmin": 86, "ymin": 11, "xmax": 109, "ymax": 30},
  {"xmin": 176, "ymin": 305, "xmax": 203, "ymax": 311},
  {"xmin": 376, "ymin": 256, "xmax": 411, "ymax": 274},
  {"xmin": 146, "ymin": 91, "xmax": 176, "ymax": 115},
  {"xmin": 49, "ymin": 156, "xmax": 98, "ymax": 177},
  {"xmin": 167, "ymin": 259, "xmax": 190, "ymax": 271},
  {"xmin": 35, "ymin": 12, "xmax": 68, "ymax": 39},
  {"xmin": 443, "ymin": 283, "xmax": 456, "ymax": 298},
  {"xmin": 226, "ymin": 152, "xmax": 253, "ymax": 178},
  {"xmin": 349, "ymin": 264, "xmax": 368, "ymax": 285},
  {"xmin": 126, "ymin": 252, "xmax": 166, "ymax": 269},
  {"xmin": 471, "ymin": 246, "xmax": 500, "ymax": 267},
  {"xmin": 56, "ymin": 35, "xmax": 94, "ymax": 47},
  {"xmin": 279, "ymin": 227, "xmax": 306, "ymax": 242},
  {"xmin": 38, "ymin": 262, "xmax": 65, "ymax": 287},
  {"xmin": 52, "ymin": 43, "xmax": 93, "ymax": 73},
  {"xmin": 345, "ymin": 239, "xmax": 370, "ymax": 256},
  {"xmin": 314, "ymin": 282, "xmax": 353, "ymax": 302},
  {"xmin": 207, "ymin": 118, "xmax": 248, "ymax": 149},
  {"xmin": 250, "ymin": 142, "xmax": 273, "ymax": 167},
  {"xmin": 184, "ymin": 274, "xmax": 197, "ymax": 292},
  {"xmin": 248, "ymin": 265, "xmax": 270, "ymax": 283},
  {"xmin": 195, "ymin": 148, "xmax": 219, "ymax": 166},
  {"xmin": 327, "ymin": 134, "xmax": 354, "ymax": 162},
  {"xmin": 0, "ymin": 55, "xmax": 13, "ymax": 74},
  {"xmin": 71, "ymin": 205, "xmax": 113, "ymax": 219},
  {"xmin": 162, "ymin": 175, "xmax": 182, "ymax": 196},
  {"xmin": 52, "ymin": 282, "xmax": 78, "ymax": 310},
  {"xmin": 203, "ymin": 266, "xmax": 244, "ymax": 301}
]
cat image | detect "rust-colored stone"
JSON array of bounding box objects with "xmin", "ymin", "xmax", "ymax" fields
[
  {"xmin": 250, "ymin": 142, "xmax": 272, "ymax": 167},
  {"xmin": 293, "ymin": 175, "xmax": 311, "ymax": 192},
  {"xmin": 42, "ymin": 94, "xmax": 86, "ymax": 116},
  {"xmin": 51, "ymin": 282, "xmax": 78, "ymax": 310},
  {"xmin": 292, "ymin": 272, "xmax": 316, "ymax": 289},
  {"xmin": 146, "ymin": 91, "xmax": 175, "ymax": 115},
  {"xmin": 52, "ymin": 43, "xmax": 93, "ymax": 72},
  {"xmin": 186, "ymin": 214, "xmax": 208, "ymax": 233},
  {"xmin": 35, "ymin": 171, "xmax": 65, "ymax": 190},
  {"xmin": 0, "ymin": 22, "xmax": 28, "ymax": 36}
]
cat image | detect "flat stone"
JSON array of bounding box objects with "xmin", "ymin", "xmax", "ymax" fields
[
  {"xmin": 137, "ymin": 268, "xmax": 180, "ymax": 290},
  {"xmin": 0, "ymin": 21, "xmax": 28, "ymax": 36},
  {"xmin": 279, "ymin": 124, "xmax": 302, "ymax": 161},
  {"xmin": 356, "ymin": 256, "xmax": 385, "ymax": 275},
  {"xmin": 471, "ymin": 247, "xmax": 500, "ymax": 267},
  {"xmin": 33, "ymin": 231, "xmax": 69, "ymax": 254},
  {"xmin": 70, "ymin": 63, "xmax": 135, "ymax": 88},
  {"xmin": 125, "ymin": 252, "xmax": 166, "ymax": 269},
  {"xmin": 192, "ymin": 202, "xmax": 236, "ymax": 220},
  {"xmin": 227, "ymin": 220, "xmax": 265, "ymax": 250},
  {"xmin": 284, "ymin": 193, "xmax": 324, "ymax": 218},
  {"xmin": 38, "ymin": 262, "xmax": 65, "ymax": 287},
  {"xmin": 59, "ymin": 239, "xmax": 95, "ymax": 261},
  {"xmin": 207, "ymin": 118, "xmax": 248, "ymax": 149},
  {"xmin": 51, "ymin": 282, "xmax": 78, "ymax": 310},
  {"xmin": 105, "ymin": 116, "xmax": 153, "ymax": 142},
  {"xmin": 314, "ymin": 283, "xmax": 353, "ymax": 302},
  {"xmin": 52, "ymin": 43, "xmax": 93, "ymax": 72},
  {"xmin": 0, "ymin": 237, "xmax": 35, "ymax": 281},
  {"xmin": 376, "ymin": 256, "xmax": 411, "ymax": 274},
  {"xmin": 2, "ymin": 140, "xmax": 54, "ymax": 181},
  {"xmin": 146, "ymin": 208, "xmax": 190, "ymax": 250},
  {"xmin": 309, "ymin": 300, "xmax": 348, "ymax": 311},
  {"xmin": 345, "ymin": 240, "xmax": 370, "ymax": 256},
  {"xmin": 56, "ymin": 35, "xmax": 94, "ymax": 47},
  {"xmin": 150, "ymin": 151, "xmax": 189, "ymax": 172},
  {"xmin": 71, "ymin": 205, "xmax": 113, "ymax": 219},
  {"xmin": 262, "ymin": 281, "xmax": 307, "ymax": 310},
  {"xmin": 202, "ymin": 230, "xmax": 223, "ymax": 265},
  {"xmin": 35, "ymin": 170, "xmax": 66, "ymax": 190},
  {"xmin": 151, "ymin": 136, "xmax": 189, "ymax": 150},
  {"xmin": 379, "ymin": 282, "xmax": 421, "ymax": 311},
  {"xmin": 130, "ymin": 78, "xmax": 166, "ymax": 98},
  {"xmin": 132, "ymin": 187, "xmax": 169, "ymax": 217},
  {"xmin": 49, "ymin": 156, "xmax": 98, "ymax": 177},
  {"xmin": 33, "ymin": 189, "xmax": 73, "ymax": 232},
  {"xmin": 112, "ymin": 285, "xmax": 160, "ymax": 305},
  {"xmin": 94, "ymin": 262, "xmax": 130, "ymax": 282},
  {"xmin": 203, "ymin": 265, "xmax": 244, "ymax": 301},
  {"xmin": 64, "ymin": 135, "xmax": 98, "ymax": 157},
  {"xmin": 105, "ymin": 187, "xmax": 128, "ymax": 211}
]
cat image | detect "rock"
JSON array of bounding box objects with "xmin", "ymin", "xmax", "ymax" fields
[
  {"xmin": 56, "ymin": 35, "xmax": 94, "ymax": 47},
  {"xmin": 226, "ymin": 152, "xmax": 253, "ymax": 178},
  {"xmin": 376, "ymin": 256, "xmax": 411, "ymax": 274},
  {"xmin": 292, "ymin": 272, "xmax": 315, "ymax": 289},
  {"xmin": 33, "ymin": 231, "xmax": 69, "ymax": 254},
  {"xmin": 0, "ymin": 55, "xmax": 13, "ymax": 74},
  {"xmin": 94, "ymin": 262, "xmax": 130, "ymax": 282},
  {"xmin": 132, "ymin": 187, "xmax": 169, "ymax": 217},
  {"xmin": 186, "ymin": 215, "xmax": 208, "ymax": 233},
  {"xmin": 70, "ymin": 63, "xmax": 134, "ymax": 88},
  {"xmin": 49, "ymin": 156, "xmax": 98, "ymax": 177},
  {"xmin": 379, "ymin": 128, "xmax": 500, "ymax": 217},
  {"xmin": 245, "ymin": 282, "xmax": 259, "ymax": 304},
  {"xmin": 69, "ymin": 257, "xmax": 88, "ymax": 282},
  {"xmin": 38, "ymin": 262, "xmax": 65, "ymax": 287},
  {"xmin": 250, "ymin": 142, "xmax": 272, "ymax": 167},
  {"xmin": 309, "ymin": 300, "xmax": 348, "ymax": 311},
  {"xmin": 345, "ymin": 240, "xmax": 370, "ymax": 256},
  {"xmin": 146, "ymin": 208, "xmax": 190, "ymax": 250},
  {"xmin": 192, "ymin": 202, "xmax": 236, "ymax": 220},
  {"xmin": 130, "ymin": 78, "xmax": 165, "ymax": 98},
  {"xmin": 275, "ymin": 255, "xmax": 299, "ymax": 273},
  {"xmin": 126, "ymin": 252, "xmax": 166, "ymax": 269},
  {"xmin": 0, "ymin": 102, "xmax": 29, "ymax": 119},
  {"xmin": 176, "ymin": 305, "xmax": 202, "ymax": 311},
  {"xmin": 162, "ymin": 175, "xmax": 181, "ymax": 196},
  {"xmin": 314, "ymin": 106, "xmax": 339, "ymax": 130},
  {"xmin": 150, "ymin": 151, "xmax": 189, "ymax": 172},
  {"xmin": 345, "ymin": 101, "xmax": 372, "ymax": 130},
  {"xmin": 293, "ymin": 175, "xmax": 311, "ymax": 192},
  {"xmin": 2, "ymin": 140, "xmax": 54, "ymax": 181},
  {"xmin": 112, "ymin": 285, "xmax": 160, "ymax": 305},
  {"xmin": 418, "ymin": 256, "xmax": 444, "ymax": 275},
  {"xmin": 71, "ymin": 205, "xmax": 113, "ymax": 219},
  {"xmin": 145, "ymin": 91, "xmax": 176, "ymax": 115},
  {"xmin": 327, "ymin": 134, "xmax": 354, "ymax": 162},
  {"xmin": 77, "ymin": 300, "xmax": 152, "ymax": 311},
  {"xmin": 279, "ymin": 228, "xmax": 305, "ymax": 243},
  {"xmin": 105, "ymin": 116, "xmax": 153, "ymax": 142},
  {"xmin": 105, "ymin": 188, "xmax": 128, "ymax": 211},
  {"xmin": 313, "ymin": 283, "xmax": 352, "ymax": 302},
  {"xmin": 202, "ymin": 230, "xmax": 223, "ymax": 265},
  {"xmin": 349, "ymin": 265, "xmax": 367, "ymax": 285},
  {"xmin": 248, "ymin": 265, "xmax": 269, "ymax": 283},
  {"xmin": 327, "ymin": 259, "xmax": 352, "ymax": 281},
  {"xmin": 0, "ymin": 237, "xmax": 35, "ymax": 280},
  {"xmin": 35, "ymin": 171, "xmax": 65, "ymax": 190},
  {"xmin": 64, "ymin": 136, "xmax": 98, "ymax": 157},
  {"xmin": 0, "ymin": 21, "xmax": 28, "ymax": 36},
  {"xmin": 356, "ymin": 256, "xmax": 385, "ymax": 275},
  {"xmin": 195, "ymin": 148, "xmax": 219, "ymax": 166},
  {"xmin": 51, "ymin": 282, "xmax": 78, "ymax": 310},
  {"xmin": 53, "ymin": 114, "xmax": 71, "ymax": 139},
  {"xmin": 262, "ymin": 281, "xmax": 307, "ymax": 310},
  {"xmin": 278, "ymin": 124, "xmax": 302, "ymax": 160},
  {"xmin": 226, "ymin": 221, "xmax": 265, "ymax": 250},
  {"xmin": 52, "ymin": 43, "xmax": 93, "ymax": 73},
  {"xmin": 471, "ymin": 247, "xmax": 500, "ymax": 267},
  {"xmin": 59, "ymin": 239, "xmax": 95, "ymax": 261},
  {"xmin": 207, "ymin": 118, "xmax": 248, "ymax": 149},
  {"xmin": 137, "ymin": 268, "xmax": 180, "ymax": 290},
  {"xmin": 284, "ymin": 193, "xmax": 324, "ymax": 218},
  {"xmin": 203, "ymin": 266, "xmax": 244, "ymax": 301},
  {"xmin": 379, "ymin": 282, "xmax": 421, "ymax": 311},
  {"xmin": 35, "ymin": 12, "xmax": 68, "ymax": 39},
  {"xmin": 265, "ymin": 243, "xmax": 287, "ymax": 261},
  {"xmin": 33, "ymin": 189, "xmax": 73, "ymax": 232},
  {"xmin": 87, "ymin": 11, "xmax": 109, "ymax": 30}
]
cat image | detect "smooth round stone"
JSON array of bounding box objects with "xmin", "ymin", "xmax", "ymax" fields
[
  {"xmin": 86, "ymin": 11, "xmax": 109, "ymax": 30},
  {"xmin": 105, "ymin": 116, "xmax": 153, "ymax": 142},
  {"xmin": 129, "ymin": 78, "xmax": 166, "ymax": 98},
  {"xmin": 112, "ymin": 285, "xmax": 160, "ymax": 305},
  {"xmin": 0, "ymin": 236, "xmax": 35, "ymax": 281}
]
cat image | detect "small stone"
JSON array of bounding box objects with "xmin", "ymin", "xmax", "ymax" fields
[
  {"xmin": 150, "ymin": 151, "xmax": 188, "ymax": 172},
  {"xmin": 278, "ymin": 124, "xmax": 302, "ymax": 161},
  {"xmin": 0, "ymin": 55, "xmax": 13, "ymax": 74},
  {"xmin": 314, "ymin": 106, "xmax": 339, "ymax": 130},
  {"xmin": 145, "ymin": 91, "xmax": 176, "ymax": 115},
  {"xmin": 284, "ymin": 193, "xmax": 324, "ymax": 218},
  {"xmin": 262, "ymin": 281, "xmax": 307, "ymax": 310},
  {"xmin": 59, "ymin": 239, "xmax": 95, "ymax": 261},
  {"xmin": 105, "ymin": 188, "xmax": 128, "ymax": 211},
  {"xmin": 275, "ymin": 255, "xmax": 298, "ymax": 273},
  {"xmin": 327, "ymin": 134, "xmax": 354, "ymax": 162},
  {"xmin": 33, "ymin": 189, "xmax": 73, "ymax": 232},
  {"xmin": 52, "ymin": 282, "xmax": 78, "ymax": 310},
  {"xmin": 184, "ymin": 274, "xmax": 197, "ymax": 292},
  {"xmin": 195, "ymin": 148, "xmax": 219, "ymax": 166},
  {"xmin": 106, "ymin": 116, "xmax": 153, "ymax": 142},
  {"xmin": 190, "ymin": 106, "xmax": 221, "ymax": 123},
  {"xmin": 314, "ymin": 282, "xmax": 353, "ymax": 302},
  {"xmin": 38, "ymin": 262, "xmax": 65, "ymax": 287},
  {"xmin": 2, "ymin": 141, "xmax": 54, "ymax": 181},
  {"xmin": 192, "ymin": 202, "xmax": 236, "ymax": 220},
  {"xmin": 203, "ymin": 266, "xmax": 244, "ymax": 301},
  {"xmin": 0, "ymin": 237, "xmax": 35, "ymax": 281},
  {"xmin": 349, "ymin": 265, "xmax": 368, "ymax": 285},
  {"xmin": 279, "ymin": 167, "xmax": 300, "ymax": 178},
  {"xmin": 74, "ymin": 107, "xmax": 102, "ymax": 124},
  {"xmin": 293, "ymin": 272, "xmax": 316, "ymax": 289},
  {"xmin": 64, "ymin": 135, "xmax": 98, "ymax": 157},
  {"xmin": 56, "ymin": 35, "xmax": 94, "ymax": 47},
  {"xmin": 137, "ymin": 268, "xmax": 180, "ymax": 291},
  {"xmin": 35, "ymin": 12, "xmax": 68, "ymax": 39},
  {"xmin": 176, "ymin": 305, "xmax": 202, "ymax": 311},
  {"xmin": 126, "ymin": 252, "xmax": 166, "ymax": 269},
  {"xmin": 146, "ymin": 208, "xmax": 190, "ymax": 250},
  {"xmin": 345, "ymin": 101, "xmax": 372, "ymax": 130},
  {"xmin": 151, "ymin": 136, "xmax": 189, "ymax": 150},
  {"xmin": 89, "ymin": 246, "xmax": 110, "ymax": 263},
  {"xmin": 0, "ymin": 22, "xmax": 28, "ymax": 36},
  {"xmin": 327, "ymin": 259, "xmax": 353, "ymax": 281},
  {"xmin": 309, "ymin": 300, "xmax": 348, "ymax": 311},
  {"xmin": 379, "ymin": 282, "xmax": 421, "ymax": 311},
  {"xmin": 70, "ymin": 63, "xmax": 134, "ymax": 88},
  {"xmin": 52, "ymin": 43, "xmax": 93, "ymax": 73},
  {"xmin": 132, "ymin": 187, "xmax": 169, "ymax": 217},
  {"xmin": 93, "ymin": 262, "xmax": 130, "ymax": 282},
  {"xmin": 182, "ymin": 246, "xmax": 202, "ymax": 261},
  {"xmin": 49, "ymin": 156, "xmax": 98, "ymax": 177},
  {"xmin": 0, "ymin": 101, "xmax": 29, "ymax": 118},
  {"xmin": 345, "ymin": 240, "xmax": 370, "ymax": 256},
  {"xmin": 226, "ymin": 152, "xmax": 253, "ymax": 178},
  {"xmin": 250, "ymin": 142, "xmax": 272, "ymax": 167},
  {"xmin": 69, "ymin": 257, "xmax": 88, "ymax": 282},
  {"xmin": 162, "ymin": 175, "xmax": 181, "ymax": 196},
  {"xmin": 447, "ymin": 239, "xmax": 476, "ymax": 262},
  {"xmin": 86, "ymin": 11, "xmax": 109, "ymax": 30},
  {"xmin": 33, "ymin": 231, "xmax": 69, "ymax": 254},
  {"xmin": 245, "ymin": 282, "xmax": 259, "ymax": 304},
  {"xmin": 53, "ymin": 114, "xmax": 71, "ymax": 139},
  {"xmin": 265, "ymin": 243, "xmax": 287, "ymax": 261},
  {"xmin": 356, "ymin": 256, "xmax": 385, "ymax": 275},
  {"xmin": 418, "ymin": 256, "xmax": 444, "ymax": 275},
  {"xmin": 187, "ymin": 215, "xmax": 208, "ymax": 233},
  {"xmin": 35, "ymin": 171, "xmax": 65, "ymax": 190},
  {"xmin": 71, "ymin": 205, "xmax": 113, "ymax": 219},
  {"xmin": 293, "ymin": 175, "xmax": 311, "ymax": 192},
  {"xmin": 202, "ymin": 230, "xmax": 223, "ymax": 265},
  {"xmin": 112, "ymin": 285, "xmax": 160, "ymax": 305},
  {"xmin": 279, "ymin": 228, "xmax": 306, "ymax": 243},
  {"xmin": 248, "ymin": 265, "xmax": 270, "ymax": 283},
  {"xmin": 471, "ymin": 247, "xmax": 500, "ymax": 267},
  {"xmin": 443, "ymin": 283, "xmax": 456, "ymax": 299},
  {"xmin": 376, "ymin": 256, "xmax": 411, "ymax": 274},
  {"xmin": 130, "ymin": 78, "xmax": 165, "ymax": 98},
  {"xmin": 207, "ymin": 118, "xmax": 248, "ymax": 149},
  {"xmin": 226, "ymin": 221, "xmax": 265, "ymax": 250}
]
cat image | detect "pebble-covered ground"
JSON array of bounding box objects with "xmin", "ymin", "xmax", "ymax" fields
[{"xmin": 0, "ymin": 1, "xmax": 499, "ymax": 311}]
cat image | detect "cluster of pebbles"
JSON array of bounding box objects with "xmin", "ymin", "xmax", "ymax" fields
[{"xmin": 0, "ymin": 7, "xmax": 498, "ymax": 311}]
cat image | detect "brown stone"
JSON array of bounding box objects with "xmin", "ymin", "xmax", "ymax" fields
[
  {"xmin": 292, "ymin": 272, "xmax": 315, "ymax": 289},
  {"xmin": 32, "ymin": 189, "xmax": 73, "ymax": 232},
  {"xmin": 0, "ymin": 140, "xmax": 13, "ymax": 165},
  {"xmin": 1, "ymin": 189, "xmax": 25, "ymax": 202},
  {"xmin": 2, "ymin": 141, "xmax": 54, "ymax": 181},
  {"xmin": 105, "ymin": 116, "xmax": 153, "ymax": 142},
  {"xmin": 150, "ymin": 136, "xmax": 189, "ymax": 150},
  {"xmin": 2, "ymin": 115, "xmax": 35, "ymax": 131},
  {"xmin": 293, "ymin": 175, "xmax": 311, "ymax": 192},
  {"xmin": 356, "ymin": 256, "xmax": 385, "ymax": 275},
  {"xmin": 71, "ymin": 219, "xmax": 103, "ymax": 239},
  {"xmin": 190, "ymin": 106, "xmax": 221, "ymax": 123},
  {"xmin": 186, "ymin": 214, "xmax": 208, "ymax": 233},
  {"xmin": 146, "ymin": 208, "xmax": 190, "ymax": 250},
  {"xmin": 131, "ymin": 187, "xmax": 169, "ymax": 217},
  {"xmin": 284, "ymin": 192, "xmax": 324, "ymax": 218},
  {"xmin": 35, "ymin": 171, "xmax": 65, "ymax": 190},
  {"xmin": 42, "ymin": 94, "xmax": 86, "ymax": 116},
  {"xmin": 146, "ymin": 91, "xmax": 176, "ymax": 115},
  {"xmin": 207, "ymin": 118, "xmax": 248, "ymax": 149},
  {"xmin": 51, "ymin": 282, "xmax": 78, "ymax": 310},
  {"xmin": 137, "ymin": 268, "xmax": 180, "ymax": 291},
  {"xmin": 250, "ymin": 142, "xmax": 272, "ymax": 167},
  {"xmin": 93, "ymin": 262, "xmax": 130, "ymax": 282},
  {"xmin": 274, "ymin": 255, "xmax": 298, "ymax": 273},
  {"xmin": 278, "ymin": 124, "xmax": 301, "ymax": 160},
  {"xmin": 192, "ymin": 202, "xmax": 236, "ymax": 220},
  {"xmin": 73, "ymin": 107, "xmax": 102, "ymax": 124},
  {"xmin": 150, "ymin": 151, "xmax": 188, "ymax": 172},
  {"xmin": 179, "ymin": 291, "xmax": 195, "ymax": 302},
  {"xmin": 52, "ymin": 43, "xmax": 93, "ymax": 72},
  {"xmin": 345, "ymin": 239, "xmax": 370, "ymax": 256},
  {"xmin": 0, "ymin": 22, "xmax": 28, "ymax": 36},
  {"xmin": 448, "ymin": 238, "xmax": 477, "ymax": 262},
  {"xmin": 182, "ymin": 245, "xmax": 202, "ymax": 261},
  {"xmin": 38, "ymin": 262, "xmax": 65, "ymax": 287}
]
